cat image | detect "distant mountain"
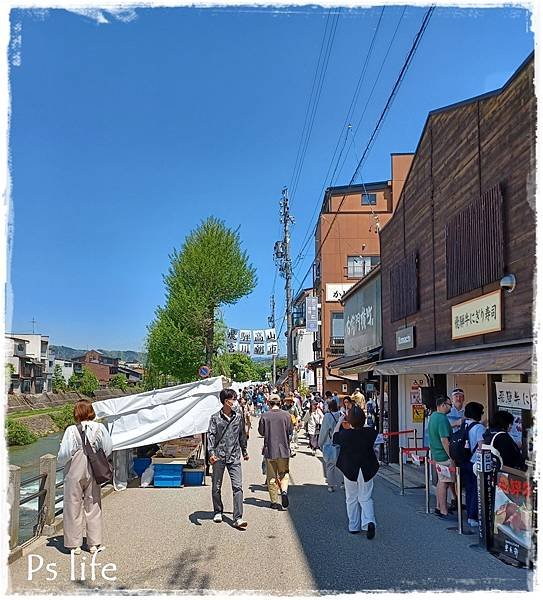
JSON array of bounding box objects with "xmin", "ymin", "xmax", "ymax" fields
[{"xmin": 51, "ymin": 345, "xmax": 147, "ymax": 364}]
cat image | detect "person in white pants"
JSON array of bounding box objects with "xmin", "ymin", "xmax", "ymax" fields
[{"xmin": 333, "ymin": 405, "xmax": 379, "ymax": 538}]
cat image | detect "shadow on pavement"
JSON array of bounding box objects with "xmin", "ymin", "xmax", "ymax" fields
[
  {"xmin": 188, "ymin": 510, "xmax": 216, "ymax": 526},
  {"xmin": 285, "ymin": 479, "xmax": 530, "ymax": 592},
  {"xmin": 45, "ymin": 536, "xmax": 71, "ymax": 555}
]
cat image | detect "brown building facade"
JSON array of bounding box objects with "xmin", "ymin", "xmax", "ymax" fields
[
  {"xmin": 376, "ymin": 54, "xmax": 535, "ymax": 457},
  {"xmin": 312, "ymin": 154, "xmax": 413, "ymax": 394}
]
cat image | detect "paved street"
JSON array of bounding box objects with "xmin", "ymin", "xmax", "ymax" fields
[{"xmin": 9, "ymin": 418, "xmax": 532, "ymax": 593}]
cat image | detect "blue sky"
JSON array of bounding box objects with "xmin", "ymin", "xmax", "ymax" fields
[{"xmin": 7, "ymin": 5, "xmax": 534, "ymax": 353}]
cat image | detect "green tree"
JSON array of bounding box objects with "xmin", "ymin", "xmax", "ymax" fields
[
  {"xmin": 6, "ymin": 419, "xmax": 37, "ymax": 446},
  {"xmin": 147, "ymin": 217, "xmax": 256, "ymax": 384},
  {"xmin": 213, "ymin": 352, "xmax": 259, "ymax": 383},
  {"xmin": 68, "ymin": 372, "xmax": 82, "ymax": 391},
  {"xmin": 52, "ymin": 364, "xmax": 67, "ymax": 393},
  {"xmin": 79, "ymin": 367, "xmax": 100, "ymax": 396},
  {"xmin": 109, "ymin": 373, "xmax": 128, "ymax": 392}
]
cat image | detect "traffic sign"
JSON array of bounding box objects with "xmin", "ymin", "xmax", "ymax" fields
[{"xmin": 198, "ymin": 365, "xmax": 211, "ymax": 378}]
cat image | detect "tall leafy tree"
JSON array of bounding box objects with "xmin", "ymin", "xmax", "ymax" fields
[
  {"xmin": 79, "ymin": 368, "xmax": 100, "ymax": 396},
  {"xmin": 146, "ymin": 217, "xmax": 256, "ymax": 385},
  {"xmin": 52, "ymin": 364, "xmax": 67, "ymax": 393}
]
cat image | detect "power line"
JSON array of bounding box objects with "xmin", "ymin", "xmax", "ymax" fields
[
  {"xmin": 289, "ymin": 9, "xmax": 341, "ymax": 205},
  {"xmin": 290, "ymin": 6, "xmax": 435, "ymax": 303},
  {"xmin": 292, "ymin": 7, "xmax": 386, "ymax": 270},
  {"xmin": 335, "ymin": 5, "xmax": 408, "ymax": 183}
]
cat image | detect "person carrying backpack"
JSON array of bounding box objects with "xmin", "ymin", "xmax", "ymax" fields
[{"xmin": 452, "ymin": 402, "xmax": 486, "ymax": 529}]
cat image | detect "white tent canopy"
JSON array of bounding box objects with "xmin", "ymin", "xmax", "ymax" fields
[{"xmin": 93, "ymin": 376, "xmax": 225, "ymax": 451}]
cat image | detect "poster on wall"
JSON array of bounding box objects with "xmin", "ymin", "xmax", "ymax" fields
[
  {"xmin": 508, "ymin": 408, "xmax": 523, "ymax": 448},
  {"xmin": 412, "ymin": 404, "xmax": 425, "ymax": 423},
  {"xmin": 410, "ymin": 379, "xmax": 423, "ymax": 404}
]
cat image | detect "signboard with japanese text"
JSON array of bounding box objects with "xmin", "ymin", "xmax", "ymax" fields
[
  {"xmin": 253, "ymin": 330, "xmax": 265, "ymax": 343},
  {"xmin": 305, "ymin": 296, "xmax": 319, "ymax": 333},
  {"xmin": 495, "ymin": 382, "xmax": 534, "ymax": 410},
  {"xmin": 227, "ymin": 328, "xmax": 239, "ymax": 341},
  {"xmin": 265, "ymin": 328, "xmax": 277, "ymax": 342},
  {"xmin": 266, "ymin": 342, "xmax": 278, "ymax": 356},
  {"xmin": 491, "ymin": 467, "xmax": 534, "ymax": 566},
  {"xmin": 451, "ymin": 290, "xmax": 501, "ymax": 339},
  {"xmin": 343, "ymin": 272, "xmax": 381, "ymax": 356},
  {"xmin": 326, "ymin": 283, "xmax": 354, "ymax": 302},
  {"xmin": 239, "ymin": 330, "xmax": 252, "ymax": 343}
]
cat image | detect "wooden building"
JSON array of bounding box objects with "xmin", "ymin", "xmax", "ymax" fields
[{"xmin": 375, "ymin": 54, "xmax": 535, "ymax": 459}]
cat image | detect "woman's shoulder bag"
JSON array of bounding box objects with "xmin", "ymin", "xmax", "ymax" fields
[{"xmin": 77, "ymin": 424, "xmax": 113, "ymax": 484}]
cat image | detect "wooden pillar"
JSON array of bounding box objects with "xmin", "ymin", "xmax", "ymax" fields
[
  {"xmin": 8, "ymin": 465, "xmax": 21, "ymax": 550},
  {"xmin": 39, "ymin": 454, "xmax": 57, "ymax": 526}
]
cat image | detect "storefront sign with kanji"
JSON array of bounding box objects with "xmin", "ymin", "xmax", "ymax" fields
[
  {"xmin": 451, "ymin": 290, "xmax": 502, "ymax": 339},
  {"xmin": 495, "ymin": 382, "xmax": 534, "ymax": 410}
]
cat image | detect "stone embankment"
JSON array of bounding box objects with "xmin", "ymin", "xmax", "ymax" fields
[{"xmin": 7, "ymin": 389, "xmax": 130, "ymax": 414}]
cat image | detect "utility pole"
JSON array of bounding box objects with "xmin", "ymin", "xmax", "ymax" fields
[
  {"xmin": 268, "ymin": 295, "xmax": 277, "ymax": 386},
  {"xmin": 274, "ymin": 187, "xmax": 294, "ymax": 392},
  {"xmin": 30, "ymin": 317, "xmax": 37, "ymax": 334}
]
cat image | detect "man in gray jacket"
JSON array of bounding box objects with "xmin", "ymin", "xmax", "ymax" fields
[
  {"xmin": 258, "ymin": 394, "xmax": 293, "ymax": 510},
  {"xmin": 207, "ymin": 388, "xmax": 249, "ymax": 529}
]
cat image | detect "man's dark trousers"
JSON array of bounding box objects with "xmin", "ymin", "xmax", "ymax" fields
[{"xmin": 211, "ymin": 460, "xmax": 243, "ymax": 521}]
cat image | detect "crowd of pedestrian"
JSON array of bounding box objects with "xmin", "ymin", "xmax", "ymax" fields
[
  {"xmin": 426, "ymin": 387, "xmax": 527, "ymax": 531},
  {"xmin": 55, "ymin": 383, "xmax": 528, "ymax": 555}
]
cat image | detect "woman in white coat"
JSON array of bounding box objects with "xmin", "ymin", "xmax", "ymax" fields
[
  {"xmin": 57, "ymin": 400, "xmax": 112, "ymax": 554},
  {"xmin": 302, "ymin": 401, "xmax": 323, "ymax": 455}
]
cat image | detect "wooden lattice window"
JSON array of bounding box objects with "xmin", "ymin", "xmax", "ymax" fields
[
  {"xmin": 390, "ymin": 252, "xmax": 418, "ymax": 322},
  {"xmin": 446, "ymin": 184, "xmax": 504, "ymax": 299}
]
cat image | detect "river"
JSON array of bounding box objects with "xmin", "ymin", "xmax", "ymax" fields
[{"xmin": 8, "ymin": 432, "xmax": 64, "ymax": 545}]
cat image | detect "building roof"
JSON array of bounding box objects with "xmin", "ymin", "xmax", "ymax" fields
[
  {"xmin": 380, "ymin": 52, "xmax": 534, "ymax": 238},
  {"xmin": 293, "ymin": 287, "xmax": 313, "ymax": 306},
  {"xmin": 321, "ymin": 181, "xmax": 389, "ymax": 214}
]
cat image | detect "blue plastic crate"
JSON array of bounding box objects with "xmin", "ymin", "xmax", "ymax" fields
[
  {"xmin": 133, "ymin": 458, "xmax": 152, "ymax": 477},
  {"xmin": 153, "ymin": 463, "xmax": 184, "ymax": 487},
  {"xmin": 183, "ymin": 469, "xmax": 205, "ymax": 486},
  {"xmin": 154, "ymin": 474, "xmax": 183, "ymax": 487}
]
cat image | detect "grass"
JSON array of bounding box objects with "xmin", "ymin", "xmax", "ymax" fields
[{"xmin": 8, "ymin": 404, "xmax": 73, "ymax": 418}]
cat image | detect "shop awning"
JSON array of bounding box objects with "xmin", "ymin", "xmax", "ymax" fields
[
  {"xmin": 374, "ymin": 342, "xmax": 533, "ymax": 376},
  {"xmin": 328, "ymin": 348, "xmax": 381, "ymax": 376}
]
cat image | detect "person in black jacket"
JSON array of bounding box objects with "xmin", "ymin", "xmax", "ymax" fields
[
  {"xmin": 333, "ymin": 405, "xmax": 379, "ymax": 538},
  {"xmin": 483, "ymin": 410, "xmax": 527, "ymax": 471}
]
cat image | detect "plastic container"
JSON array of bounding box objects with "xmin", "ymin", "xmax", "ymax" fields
[
  {"xmin": 183, "ymin": 468, "xmax": 205, "ymax": 486},
  {"xmin": 133, "ymin": 458, "xmax": 152, "ymax": 477},
  {"xmin": 153, "ymin": 463, "xmax": 184, "ymax": 487}
]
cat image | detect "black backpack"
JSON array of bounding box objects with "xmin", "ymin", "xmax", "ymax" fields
[{"xmin": 449, "ymin": 421, "xmax": 478, "ymax": 464}]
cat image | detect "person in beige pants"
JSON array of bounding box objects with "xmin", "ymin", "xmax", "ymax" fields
[{"xmin": 57, "ymin": 400, "xmax": 112, "ymax": 554}]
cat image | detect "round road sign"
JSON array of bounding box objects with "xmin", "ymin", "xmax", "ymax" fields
[{"xmin": 198, "ymin": 365, "xmax": 211, "ymax": 378}]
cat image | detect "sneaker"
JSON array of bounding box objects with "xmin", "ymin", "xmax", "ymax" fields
[
  {"xmin": 89, "ymin": 545, "xmax": 105, "ymax": 553},
  {"xmin": 213, "ymin": 513, "xmax": 223, "ymax": 523},
  {"xmin": 234, "ymin": 518, "xmax": 248, "ymax": 529},
  {"xmin": 367, "ymin": 523, "xmax": 376, "ymax": 540},
  {"xmin": 71, "ymin": 547, "xmax": 81, "ymax": 555},
  {"xmin": 281, "ymin": 491, "xmax": 289, "ymax": 508},
  {"xmin": 270, "ymin": 502, "xmax": 282, "ymax": 510},
  {"xmin": 327, "ymin": 486, "xmax": 335, "ymax": 493}
]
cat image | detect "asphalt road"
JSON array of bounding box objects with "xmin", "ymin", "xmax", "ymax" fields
[{"xmin": 8, "ymin": 417, "xmax": 532, "ymax": 593}]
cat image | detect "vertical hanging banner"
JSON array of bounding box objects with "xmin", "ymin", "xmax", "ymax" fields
[
  {"xmin": 306, "ymin": 296, "xmax": 318, "ymax": 333},
  {"xmin": 227, "ymin": 341, "xmax": 238, "ymax": 353},
  {"xmin": 254, "ymin": 343, "xmax": 265, "ymax": 355},
  {"xmin": 265, "ymin": 328, "xmax": 277, "ymax": 342},
  {"xmin": 239, "ymin": 330, "xmax": 252, "ymax": 343},
  {"xmin": 227, "ymin": 328, "xmax": 239, "ymax": 342},
  {"xmin": 239, "ymin": 343, "xmax": 251, "ymax": 355},
  {"xmin": 253, "ymin": 330, "xmax": 265, "ymax": 343},
  {"xmin": 266, "ymin": 342, "xmax": 278, "ymax": 356}
]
